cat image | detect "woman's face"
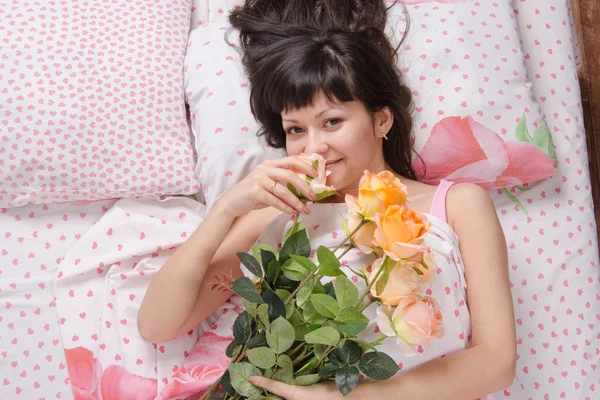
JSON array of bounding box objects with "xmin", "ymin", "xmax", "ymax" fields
[{"xmin": 282, "ymin": 91, "xmax": 393, "ymax": 196}]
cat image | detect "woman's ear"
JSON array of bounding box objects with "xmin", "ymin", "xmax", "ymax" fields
[{"xmin": 375, "ymin": 106, "xmax": 394, "ymax": 139}]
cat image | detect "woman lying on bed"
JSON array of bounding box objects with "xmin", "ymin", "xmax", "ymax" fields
[{"xmin": 138, "ymin": 1, "xmax": 521, "ymax": 398}]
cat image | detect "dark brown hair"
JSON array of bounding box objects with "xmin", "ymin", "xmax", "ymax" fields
[{"xmin": 229, "ymin": 0, "xmax": 417, "ymax": 179}]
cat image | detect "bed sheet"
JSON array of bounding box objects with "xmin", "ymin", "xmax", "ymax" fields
[
  {"xmin": 487, "ymin": 3, "xmax": 600, "ymax": 398},
  {"xmin": 0, "ymin": 200, "xmax": 115, "ymax": 400}
]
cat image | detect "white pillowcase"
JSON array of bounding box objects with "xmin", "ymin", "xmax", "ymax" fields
[
  {"xmin": 0, "ymin": 0, "xmax": 200, "ymax": 207},
  {"xmin": 185, "ymin": 0, "xmax": 552, "ymax": 208}
]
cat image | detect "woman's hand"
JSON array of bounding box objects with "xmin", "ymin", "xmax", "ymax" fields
[
  {"xmin": 248, "ymin": 376, "xmax": 341, "ymax": 400},
  {"xmin": 218, "ymin": 156, "xmax": 319, "ymax": 218}
]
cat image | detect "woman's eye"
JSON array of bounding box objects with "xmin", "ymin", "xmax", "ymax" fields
[
  {"xmin": 325, "ymin": 118, "xmax": 341, "ymax": 127},
  {"xmin": 286, "ymin": 127, "xmax": 303, "ymax": 135}
]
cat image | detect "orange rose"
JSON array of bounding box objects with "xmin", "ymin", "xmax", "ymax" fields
[
  {"xmin": 373, "ymin": 205, "xmax": 430, "ymax": 262},
  {"xmin": 376, "ymin": 295, "xmax": 444, "ymax": 357},
  {"xmin": 342, "ymin": 194, "xmax": 377, "ymax": 253},
  {"xmin": 358, "ymin": 170, "xmax": 407, "ymax": 219}
]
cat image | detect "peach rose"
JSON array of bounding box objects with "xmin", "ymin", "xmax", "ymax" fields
[
  {"xmin": 297, "ymin": 153, "xmax": 336, "ymax": 200},
  {"xmin": 373, "ymin": 205, "xmax": 430, "ymax": 262},
  {"xmin": 158, "ymin": 332, "xmax": 234, "ymax": 399},
  {"xmin": 410, "ymin": 250, "xmax": 438, "ymax": 288},
  {"xmin": 358, "ymin": 170, "xmax": 407, "ymax": 219},
  {"xmin": 368, "ymin": 258, "xmax": 422, "ymax": 306},
  {"xmin": 342, "ymin": 194, "xmax": 377, "ymax": 253},
  {"xmin": 64, "ymin": 347, "xmax": 102, "ymax": 400},
  {"xmin": 376, "ymin": 295, "xmax": 444, "ymax": 357}
]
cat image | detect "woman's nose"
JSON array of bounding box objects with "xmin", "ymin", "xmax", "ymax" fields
[{"xmin": 304, "ymin": 129, "xmax": 328, "ymax": 154}]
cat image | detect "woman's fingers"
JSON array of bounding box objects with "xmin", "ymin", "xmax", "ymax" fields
[
  {"xmin": 267, "ymin": 168, "xmax": 316, "ymax": 201},
  {"xmin": 270, "ymin": 156, "xmax": 319, "ymax": 179},
  {"xmin": 249, "ymin": 376, "xmax": 298, "ymax": 398},
  {"xmin": 270, "ymin": 182, "xmax": 310, "ymax": 215}
]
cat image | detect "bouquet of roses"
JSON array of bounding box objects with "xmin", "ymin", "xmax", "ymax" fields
[{"xmin": 202, "ymin": 154, "xmax": 444, "ymax": 400}]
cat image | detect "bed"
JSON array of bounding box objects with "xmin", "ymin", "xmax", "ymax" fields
[{"xmin": 0, "ymin": 1, "xmax": 598, "ymax": 399}]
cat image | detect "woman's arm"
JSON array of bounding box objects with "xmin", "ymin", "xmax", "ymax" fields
[
  {"xmin": 137, "ymin": 203, "xmax": 278, "ymax": 343},
  {"xmin": 138, "ymin": 156, "xmax": 318, "ymax": 343},
  {"xmin": 251, "ymin": 183, "xmax": 518, "ymax": 400}
]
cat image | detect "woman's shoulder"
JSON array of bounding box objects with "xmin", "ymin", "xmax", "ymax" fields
[{"xmin": 445, "ymin": 182, "xmax": 497, "ymax": 233}]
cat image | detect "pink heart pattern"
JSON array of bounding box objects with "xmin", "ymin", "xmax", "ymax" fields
[{"xmin": 0, "ymin": 0, "xmax": 200, "ymax": 208}]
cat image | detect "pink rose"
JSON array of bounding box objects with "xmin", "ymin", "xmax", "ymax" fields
[
  {"xmin": 100, "ymin": 365, "xmax": 157, "ymax": 400},
  {"xmin": 413, "ymin": 116, "xmax": 557, "ymax": 190},
  {"xmin": 376, "ymin": 295, "xmax": 444, "ymax": 357},
  {"xmin": 297, "ymin": 153, "xmax": 336, "ymax": 199},
  {"xmin": 158, "ymin": 332, "xmax": 234, "ymax": 399},
  {"xmin": 64, "ymin": 347, "xmax": 102, "ymax": 400}
]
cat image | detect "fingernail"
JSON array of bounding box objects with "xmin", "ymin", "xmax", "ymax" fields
[
  {"xmin": 310, "ymin": 191, "xmax": 317, "ymax": 200},
  {"xmin": 303, "ymin": 207, "xmax": 311, "ymax": 215}
]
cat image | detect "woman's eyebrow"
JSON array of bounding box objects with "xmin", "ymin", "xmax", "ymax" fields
[{"xmin": 315, "ymin": 107, "xmax": 343, "ymax": 118}]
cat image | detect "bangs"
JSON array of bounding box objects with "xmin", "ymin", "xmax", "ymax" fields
[{"xmin": 256, "ymin": 37, "xmax": 357, "ymax": 115}]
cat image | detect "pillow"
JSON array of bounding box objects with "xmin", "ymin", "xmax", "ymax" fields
[
  {"xmin": 0, "ymin": 0, "xmax": 200, "ymax": 208},
  {"xmin": 384, "ymin": 0, "xmax": 558, "ymax": 189},
  {"xmin": 184, "ymin": 0, "xmax": 557, "ymax": 210},
  {"xmin": 184, "ymin": 3, "xmax": 285, "ymax": 210}
]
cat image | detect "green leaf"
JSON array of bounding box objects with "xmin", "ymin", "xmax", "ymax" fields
[
  {"xmin": 280, "ymin": 229, "xmax": 311, "ymax": 263},
  {"xmin": 247, "ymin": 396, "xmax": 268, "ymax": 400},
  {"xmin": 231, "ymin": 277, "xmax": 264, "ymax": 304},
  {"xmin": 274, "ymin": 273, "xmax": 300, "ymax": 294},
  {"xmin": 358, "ymin": 352, "xmax": 399, "ymax": 380},
  {"xmin": 317, "ymin": 246, "xmax": 343, "ymax": 277},
  {"xmin": 247, "ymin": 347, "xmax": 277, "ymax": 369},
  {"xmin": 336, "ymin": 308, "xmax": 369, "ymax": 336},
  {"xmin": 318, "ymin": 363, "xmax": 338, "ymax": 378},
  {"xmin": 323, "ymin": 282, "xmax": 336, "ymax": 299},
  {"xmin": 334, "ymin": 275, "xmax": 359, "ymax": 309},
  {"xmin": 280, "ymin": 258, "xmax": 310, "ymax": 282},
  {"xmin": 532, "ymin": 121, "xmax": 558, "ymax": 164},
  {"xmin": 260, "ymin": 248, "xmax": 278, "ymax": 269},
  {"xmin": 252, "ymin": 244, "xmax": 279, "ymax": 263},
  {"xmin": 335, "ymin": 366, "xmax": 360, "ymax": 396},
  {"xmin": 310, "ymin": 294, "xmax": 340, "ymax": 319},
  {"xmin": 296, "ymin": 277, "xmax": 318, "ymax": 308},
  {"xmin": 226, "ymin": 340, "xmax": 242, "ymax": 358},
  {"xmin": 314, "ymin": 189, "xmax": 337, "ymax": 201},
  {"xmin": 266, "ymin": 317, "xmax": 295, "ymax": 354},
  {"xmin": 294, "ymin": 324, "xmax": 311, "ymax": 341},
  {"xmin": 272, "ymin": 366, "xmax": 294, "ymax": 385},
  {"xmin": 313, "ymin": 343, "xmax": 325, "ymax": 359},
  {"xmin": 277, "ymin": 354, "xmax": 293, "ymax": 369},
  {"xmin": 276, "ymin": 289, "xmax": 292, "ymax": 303},
  {"xmin": 241, "ymin": 298, "xmax": 259, "ymax": 318},
  {"xmin": 220, "ymin": 370, "xmax": 236, "ymax": 397},
  {"xmin": 294, "ymin": 374, "xmax": 321, "ymax": 386},
  {"xmin": 237, "ymin": 252, "xmax": 264, "ymax": 278},
  {"xmin": 296, "ymin": 355, "xmax": 319, "ymax": 375},
  {"xmin": 266, "ymin": 259, "xmax": 280, "ymax": 285},
  {"xmin": 233, "ymin": 311, "xmax": 253, "ymax": 344},
  {"xmin": 515, "ymin": 113, "xmax": 533, "ymax": 143},
  {"xmin": 257, "ymin": 304, "xmax": 270, "ymax": 330},
  {"xmin": 329, "ymin": 340, "xmax": 363, "ymax": 366},
  {"xmin": 246, "ymin": 332, "xmax": 268, "ymax": 349},
  {"xmin": 290, "ymin": 254, "xmax": 317, "ymax": 272},
  {"xmin": 228, "ymin": 362, "xmax": 263, "ymax": 397},
  {"xmin": 302, "ymin": 301, "xmax": 328, "ymax": 324},
  {"xmin": 347, "ymin": 337, "xmax": 378, "ymax": 352},
  {"xmin": 304, "ymin": 326, "xmax": 341, "ymax": 346},
  {"xmin": 262, "ymin": 288, "xmax": 286, "ymax": 322}
]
